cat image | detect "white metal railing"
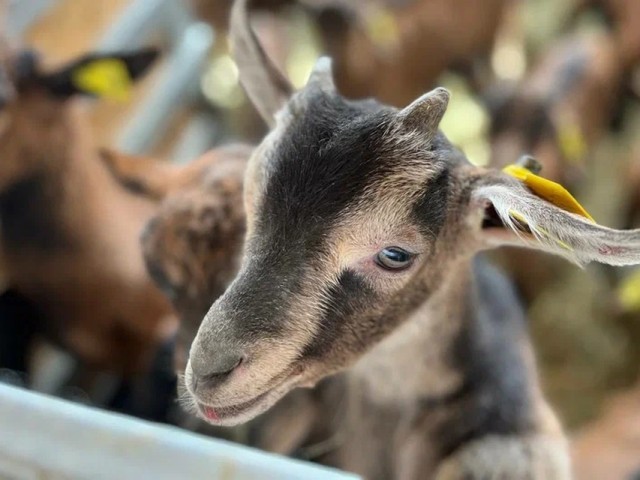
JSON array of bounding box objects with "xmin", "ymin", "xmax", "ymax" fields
[{"xmin": 0, "ymin": 384, "xmax": 360, "ymax": 480}]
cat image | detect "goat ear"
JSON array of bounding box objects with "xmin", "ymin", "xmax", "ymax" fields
[
  {"xmin": 230, "ymin": 0, "xmax": 294, "ymax": 127},
  {"xmin": 37, "ymin": 47, "xmax": 159, "ymax": 100},
  {"xmin": 99, "ymin": 148, "xmax": 173, "ymax": 200},
  {"xmin": 470, "ymin": 173, "xmax": 640, "ymax": 267},
  {"xmin": 397, "ymin": 87, "xmax": 450, "ymax": 142}
]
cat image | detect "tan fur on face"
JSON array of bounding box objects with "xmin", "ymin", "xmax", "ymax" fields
[{"xmin": 188, "ymin": 161, "xmax": 451, "ymax": 411}]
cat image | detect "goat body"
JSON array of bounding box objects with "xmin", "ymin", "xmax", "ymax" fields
[
  {"xmin": 178, "ymin": 0, "xmax": 640, "ymax": 477},
  {"xmin": 136, "ymin": 139, "xmax": 570, "ymax": 477},
  {"xmin": 0, "ymin": 51, "xmax": 174, "ymax": 374},
  {"xmin": 102, "ymin": 143, "xmax": 251, "ymax": 372}
]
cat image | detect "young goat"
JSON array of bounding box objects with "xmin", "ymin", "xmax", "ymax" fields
[
  {"xmin": 0, "ymin": 45, "xmax": 175, "ymax": 374},
  {"xmin": 181, "ymin": 1, "xmax": 640, "ymax": 477},
  {"xmin": 100, "ymin": 144, "xmax": 250, "ymax": 371}
]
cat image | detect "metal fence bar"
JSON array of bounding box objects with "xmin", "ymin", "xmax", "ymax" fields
[
  {"xmin": 170, "ymin": 112, "xmax": 222, "ymax": 164},
  {"xmin": 116, "ymin": 22, "xmax": 214, "ymax": 154},
  {"xmin": 96, "ymin": 0, "xmax": 215, "ymax": 155},
  {"xmin": 0, "ymin": 384, "xmax": 360, "ymax": 480}
]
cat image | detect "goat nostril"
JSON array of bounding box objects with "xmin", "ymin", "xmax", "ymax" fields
[
  {"xmin": 191, "ymin": 352, "xmax": 244, "ymax": 390},
  {"xmin": 204, "ymin": 355, "xmax": 242, "ymax": 380}
]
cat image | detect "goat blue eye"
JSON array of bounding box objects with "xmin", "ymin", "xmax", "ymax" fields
[{"xmin": 375, "ymin": 247, "xmax": 414, "ymax": 271}]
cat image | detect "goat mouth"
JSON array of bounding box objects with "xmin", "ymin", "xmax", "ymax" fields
[
  {"xmin": 194, "ymin": 369, "xmax": 304, "ymax": 426},
  {"xmin": 197, "ymin": 389, "xmax": 271, "ymax": 424}
]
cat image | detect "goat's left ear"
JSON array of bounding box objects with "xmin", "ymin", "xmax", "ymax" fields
[
  {"xmin": 468, "ymin": 171, "xmax": 640, "ymax": 267},
  {"xmin": 38, "ymin": 47, "xmax": 159, "ymax": 100}
]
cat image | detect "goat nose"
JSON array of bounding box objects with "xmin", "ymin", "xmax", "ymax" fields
[{"xmin": 189, "ymin": 350, "xmax": 244, "ymax": 390}]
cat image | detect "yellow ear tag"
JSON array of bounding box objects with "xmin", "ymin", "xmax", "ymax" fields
[
  {"xmin": 71, "ymin": 59, "xmax": 133, "ymax": 101},
  {"xmin": 502, "ymin": 164, "xmax": 595, "ymax": 222}
]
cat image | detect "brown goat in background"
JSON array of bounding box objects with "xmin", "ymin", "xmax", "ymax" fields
[
  {"xmin": 100, "ymin": 143, "xmax": 255, "ymax": 436},
  {"xmin": 308, "ymin": 0, "xmax": 510, "ymax": 105},
  {"xmin": 489, "ymin": 33, "xmax": 624, "ymax": 186},
  {"xmin": 0, "ymin": 45, "xmax": 175, "ymax": 375},
  {"xmin": 100, "ymin": 143, "xmax": 250, "ymax": 372},
  {"xmin": 192, "ymin": 0, "xmax": 510, "ymax": 106}
]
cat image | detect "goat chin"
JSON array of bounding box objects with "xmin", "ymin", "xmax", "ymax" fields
[{"xmin": 180, "ymin": 371, "xmax": 305, "ymax": 427}]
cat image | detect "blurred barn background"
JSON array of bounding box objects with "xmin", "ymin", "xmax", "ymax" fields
[{"xmin": 1, "ymin": 0, "xmax": 640, "ymax": 478}]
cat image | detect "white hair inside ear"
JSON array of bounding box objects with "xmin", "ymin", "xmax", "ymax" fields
[{"xmin": 474, "ymin": 181, "xmax": 640, "ymax": 267}]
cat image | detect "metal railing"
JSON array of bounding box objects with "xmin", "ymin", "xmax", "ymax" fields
[{"xmin": 0, "ymin": 384, "xmax": 360, "ymax": 480}]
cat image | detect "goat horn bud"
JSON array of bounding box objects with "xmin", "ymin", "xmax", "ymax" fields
[
  {"xmin": 397, "ymin": 87, "xmax": 450, "ymax": 139},
  {"xmin": 306, "ymin": 56, "xmax": 335, "ymax": 92}
]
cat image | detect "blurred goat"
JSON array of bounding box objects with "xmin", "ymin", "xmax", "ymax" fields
[
  {"xmin": 308, "ymin": 0, "xmax": 510, "ymax": 105},
  {"xmin": 100, "ymin": 144, "xmax": 250, "ymax": 372},
  {"xmin": 181, "ymin": 0, "xmax": 636, "ymax": 477},
  {"xmin": 489, "ymin": 33, "xmax": 624, "ymax": 186},
  {"xmin": 0, "ymin": 45, "xmax": 175, "ymax": 375},
  {"xmin": 193, "ymin": 0, "xmax": 510, "ymax": 106},
  {"xmin": 576, "ymin": 0, "xmax": 640, "ymax": 69}
]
